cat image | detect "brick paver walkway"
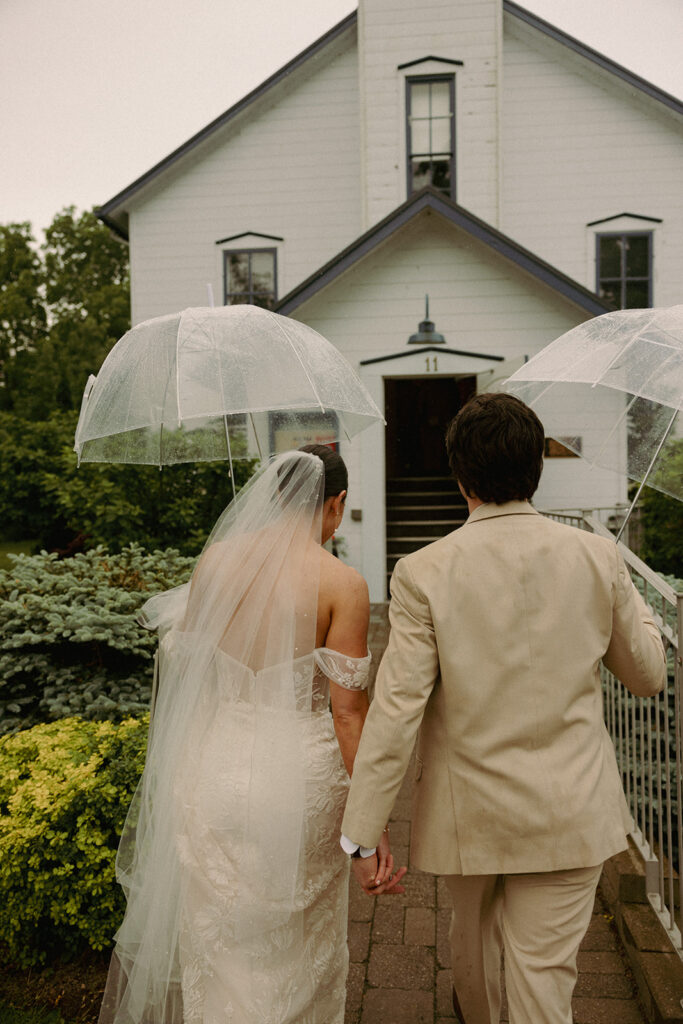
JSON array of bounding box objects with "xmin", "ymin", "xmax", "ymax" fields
[{"xmin": 345, "ymin": 605, "xmax": 647, "ymax": 1024}]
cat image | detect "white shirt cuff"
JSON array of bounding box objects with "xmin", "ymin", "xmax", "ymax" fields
[{"xmin": 340, "ymin": 833, "xmax": 376, "ymax": 857}]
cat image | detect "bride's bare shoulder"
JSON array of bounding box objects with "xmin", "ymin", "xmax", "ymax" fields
[{"xmin": 319, "ymin": 547, "xmax": 369, "ymax": 601}]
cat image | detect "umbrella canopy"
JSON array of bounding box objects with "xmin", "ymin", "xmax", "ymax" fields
[
  {"xmin": 74, "ymin": 305, "xmax": 383, "ymax": 467},
  {"xmin": 502, "ymin": 305, "xmax": 683, "ymax": 503}
]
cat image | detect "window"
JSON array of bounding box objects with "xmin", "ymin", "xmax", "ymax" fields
[
  {"xmin": 223, "ymin": 249, "xmax": 277, "ymax": 308},
  {"xmin": 544, "ymin": 437, "xmax": 581, "ymax": 458},
  {"xmin": 406, "ymin": 75, "xmax": 455, "ymax": 198},
  {"xmin": 597, "ymin": 233, "xmax": 652, "ymax": 309}
]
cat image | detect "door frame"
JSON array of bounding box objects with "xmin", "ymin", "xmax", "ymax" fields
[{"xmin": 358, "ymin": 347, "xmax": 508, "ymax": 601}]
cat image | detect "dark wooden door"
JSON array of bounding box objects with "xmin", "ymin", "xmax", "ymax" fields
[{"xmin": 384, "ymin": 376, "xmax": 476, "ymax": 478}]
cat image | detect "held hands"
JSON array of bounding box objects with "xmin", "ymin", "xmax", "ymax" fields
[{"xmin": 351, "ymin": 827, "xmax": 408, "ymax": 896}]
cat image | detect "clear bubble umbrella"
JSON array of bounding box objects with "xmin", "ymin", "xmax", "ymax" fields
[
  {"xmin": 501, "ymin": 305, "xmax": 683, "ymax": 538},
  {"xmin": 74, "ymin": 304, "xmax": 383, "ymax": 484}
]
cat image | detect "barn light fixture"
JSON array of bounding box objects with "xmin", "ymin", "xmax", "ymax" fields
[{"xmin": 407, "ymin": 295, "xmax": 445, "ymax": 344}]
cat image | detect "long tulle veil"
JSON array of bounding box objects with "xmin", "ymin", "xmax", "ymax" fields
[{"xmin": 99, "ymin": 450, "xmax": 325, "ymax": 1024}]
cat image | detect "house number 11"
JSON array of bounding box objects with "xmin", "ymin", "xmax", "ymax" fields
[{"xmin": 425, "ymin": 356, "xmax": 438, "ymax": 372}]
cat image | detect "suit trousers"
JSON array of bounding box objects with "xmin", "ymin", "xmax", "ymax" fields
[{"xmin": 444, "ymin": 864, "xmax": 602, "ymax": 1024}]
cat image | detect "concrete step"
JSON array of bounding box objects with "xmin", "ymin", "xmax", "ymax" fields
[
  {"xmin": 387, "ymin": 521, "xmax": 464, "ymax": 538},
  {"xmin": 386, "ymin": 492, "xmax": 464, "ymax": 507},
  {"xmin": 387, "ymin": 504, "xmax": 466, "ymax": 520},
  {"xmin": 386, "ymin": 476, "xmax": 459, "ymax": 494}
]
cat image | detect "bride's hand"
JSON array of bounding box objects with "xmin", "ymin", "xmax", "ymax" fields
[{"xmin": 372, "ymin": 827, "xmax": 407, "ymax": 894}]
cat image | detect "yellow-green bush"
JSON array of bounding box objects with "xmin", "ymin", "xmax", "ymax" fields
[{"xmin": 0, "ymin": 715, "xmax": 147, "ymax": 967}]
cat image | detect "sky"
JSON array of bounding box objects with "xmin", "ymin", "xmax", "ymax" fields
[{"xmin": 2, "ymin": 0, "xmax": 682, "ymax": 238}]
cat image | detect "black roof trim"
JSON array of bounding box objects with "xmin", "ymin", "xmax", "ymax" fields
[
  {"xmin": 504, "ymin": 1, "xmax": 683, "ymax": 117},
  {"xmin": 96, "ymin": 10, "xmax": 357, "ymax": 230},
  {"xmin": 96, "ymin": 3, "xmax": 683, "ymax": 240},
  {"xmin": 98, "ymin": 211, "xmax": 129, "ymax": 243},
  {"xmin": 361, "ymin": 346, "xmax": 504, "ymax": 366},
  {"xmin": 276, "ymin": 187, "xmax": 611, "ymax": 317},
  {"xmin": 397, "ymin": 56, "xmax": 464, "ymax": 70},
  {"xmin": 215, "ymin": 231, "xmax": 284, "ymax": 244},
  {"xmin": 586, "ymin": 212, "xmax": 663, "ymax": 227}
]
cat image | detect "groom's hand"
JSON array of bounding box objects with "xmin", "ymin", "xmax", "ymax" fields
[{"xmin": 352, "ymin": 853, "xmax": 407, "ymax": 895}]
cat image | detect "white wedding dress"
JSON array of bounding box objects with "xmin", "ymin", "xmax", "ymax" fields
[
  {"xmin": 99, "ymin": 452, "xmax": 371, "ymax": 1024},
  {"xmin": 176, "ymin": 646, "xmax": 371, "ymax": 1024}
]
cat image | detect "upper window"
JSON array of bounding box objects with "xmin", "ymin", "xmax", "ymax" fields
[
  {"xmin": 596, "ymin": 232, "xmax": 652, "ymax": 309},
  {"xmin": 223, "ymin": 248, "xmax": 277, "ymax": 308},
  {"xmin": 406, "ymin": 75, "xmax": 455, "ymax": 198}
]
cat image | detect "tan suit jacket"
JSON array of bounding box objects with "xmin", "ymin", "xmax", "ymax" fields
[{"xmin": 342, "ymin": 502, "xmax": 667, "ymax": 875}]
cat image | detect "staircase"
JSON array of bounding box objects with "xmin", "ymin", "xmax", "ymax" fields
[{"xmin": 386, "ymin": 476, "xmax": 468, "ymax": 593}]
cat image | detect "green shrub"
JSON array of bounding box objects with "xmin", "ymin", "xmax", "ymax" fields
[
  {"xmin": 0, "ymin": 409, "xmax": 257, "ymax": 555},
  {"xmin": 0, "ymin": 716, "xmax": 147, "ymax": 967},
  {"xmin": 641, "ymin": 489, "xmax": 683, "ymax": 580},
  {"xmin": 0, "ymin": 545, "xmax": 195, "ymax": 734}
]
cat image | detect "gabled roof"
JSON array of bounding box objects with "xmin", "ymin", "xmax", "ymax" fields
[
  {"xmin": 96, "ymin": 11, "xmax": 357, "ymax": 238},
  {"xmin": 96, "ymin": 3, "xmax": 682, "ymax": 240},
  {"xmin": 276, "ymin": 187, "xmax": 611, "ymax": 317},
  {"xmin": 504, "ymin": 2, "xmax": 683, "ymax": 119}
]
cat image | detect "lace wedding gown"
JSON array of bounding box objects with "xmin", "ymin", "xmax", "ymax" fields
[
  {"xmin": 174, "ymin": 645, "xmax": 371, "ymax": 1024},
  {"xmin": 99, "ymin": 452, "xmax": 370, "ymax": 1024}
]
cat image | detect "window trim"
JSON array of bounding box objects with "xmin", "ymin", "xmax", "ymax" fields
[
  {"xmin": 595, "ymin": 230, "xmax": 653, "ymax": 309},
  {"xmin": 405, "ymin": 73, "xmax": 456, "ymax": 200},
  {"xmin": 222, "ymin": 246, "xmax": 278, "ymax": 308}
]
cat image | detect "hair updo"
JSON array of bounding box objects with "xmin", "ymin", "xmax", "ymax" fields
[{"xmin": 298, "ymin": 444, "xmax": 348, "ymax": 500}]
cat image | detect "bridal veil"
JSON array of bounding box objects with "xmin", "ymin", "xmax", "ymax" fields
[{"xmin": 99, "ymin": 450, "xmax": 326, "ymax": 1024}]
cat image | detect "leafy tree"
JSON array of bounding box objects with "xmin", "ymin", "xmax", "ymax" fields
[
  {"xmin": 0, "ymin": 223, "xmax": 47, "ymax": 405},
  {"xmin": 640, "ymin": 437, "xmax": 683, "ymax": 578},
  {"xmin": 0, "ymin": 208, "xmax": 258, "ymax": 555},
  {"xmin": 0, "ymin": 209, "xmax": 129, "ymax": 419},
  {"xmin": 41, "ymin": 208, "xmax": 130, "ymax": 413},
  {"xmin": 0, "ymin": 412, "xmax": 75, "ymax": 544},
  {"xmin": 42, "ymin": 445, "xmax": 254, "ymax": 555},
  {"xmin": 0, "ymin": 408, "xmax": 255, "ymax": 553}
]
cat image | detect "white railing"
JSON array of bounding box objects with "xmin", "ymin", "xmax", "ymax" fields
[{"xmin": 545, "ymin": 510, "xmax": 683, "ymax": 957}]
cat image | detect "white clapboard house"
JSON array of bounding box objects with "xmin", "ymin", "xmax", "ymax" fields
[{"xmin": 98, "ymin": 0, "xmax": 683, "ymax": 599}]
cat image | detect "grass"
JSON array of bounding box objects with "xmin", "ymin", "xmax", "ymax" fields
[{"xmin": 0, "ymin": 539, "xmax": 38, "ymax": 571}]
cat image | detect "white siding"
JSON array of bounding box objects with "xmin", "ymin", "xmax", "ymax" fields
[
  {"xmin": 358, "ymin": 0, "xmax": 502, "ymax": 228},
  {"xmin": 501, "ymin": 16, "xmax": 683, "ymax": 305},
  {"xmin": 129, "ymin": 34, "xmax": 362, "ymax": 325},
  {"xmin": 289, "ymin": 212, "xmax": 626, "ymax": 595},
  {"xmin": 117, "ymin": 1, "xmax": 683, "ymax": 600}
]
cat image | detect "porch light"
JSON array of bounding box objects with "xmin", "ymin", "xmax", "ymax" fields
[{"xmin": 407, "ymin": 295, "xmax": 445, "ymax": 344}]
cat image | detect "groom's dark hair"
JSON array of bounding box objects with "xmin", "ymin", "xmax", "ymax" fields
[{"xmin": 445, "ymin": 393, "xmax": 544, "ymax": 504}]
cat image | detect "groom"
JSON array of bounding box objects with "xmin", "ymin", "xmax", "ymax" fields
[{"xmin": 342, "ymin": 393, "xmax": 666, "ymax": 1024}]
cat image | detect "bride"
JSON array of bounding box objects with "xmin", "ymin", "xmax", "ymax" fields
[{"xmin": 98, "ymin": 445, "xmax": 405, "ymax": 1024}]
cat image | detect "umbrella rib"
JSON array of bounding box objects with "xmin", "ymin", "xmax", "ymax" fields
[
  {"xmin": 249, "ymin": 413, "xmax": 264, "ymax": 460},
  {"xmin": 215, "ymin": 323, "xmax": 237, "ymax": 496},
  {"xmin": 615, "ymin": 402, "xmax": 680, "ymax": 543},
  {"xmin": 176, "ymin": 312, "xmax": 185, "ymax": 421},
  {"xmin": 589, "ymin": 391, "xmax": 640, "ymax": 470},
  {"xmin": 224, "ymin": 415, "xmax": 236, "ymax": 501},
  {"xmin": 590, "ymin": 345, "xmax": 680, "ymax": 468},
  {"xmin": 590, "ymin": 309, "xmax": 661, "ymax": 387},
  {"xmin": 265, "ymin": 311, "xmax": 326, "ymax": 412}
]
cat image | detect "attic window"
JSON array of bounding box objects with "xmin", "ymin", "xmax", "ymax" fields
[
  {"xmin": 596, "ymin": 232, "xmax": 652, "ymax": 309},
  {"xmin": 223, "ymin": 248, "xmax": 277, "ymax": 309},
  {"xmin": 406, "ymin": 75, "xmax": 455, "ymax": 199}
]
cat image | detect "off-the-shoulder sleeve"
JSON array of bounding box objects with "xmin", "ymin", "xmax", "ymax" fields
[{"xmin": 314, "ymin": 648, "xmax": 372, "ymax": 690}]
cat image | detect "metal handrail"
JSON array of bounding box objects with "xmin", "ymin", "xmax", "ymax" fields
[{"xmin": 546, "ymin": 509, "xmax": 683, "ymax": 958}]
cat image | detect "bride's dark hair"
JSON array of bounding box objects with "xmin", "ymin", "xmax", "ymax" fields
[{"xmin": 298, "ymin": 444, "xmax": 348, "ymax": 500}]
